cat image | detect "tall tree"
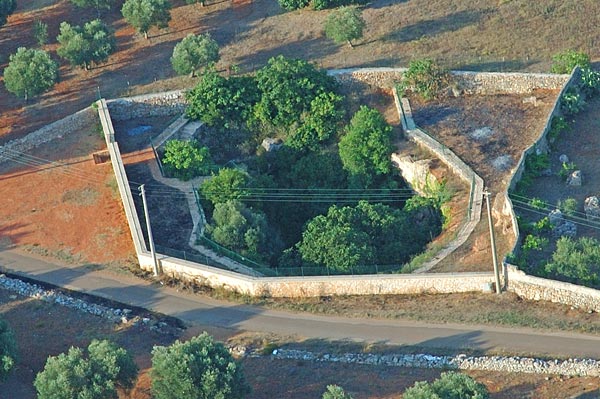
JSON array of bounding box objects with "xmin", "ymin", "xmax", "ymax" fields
[
  {"xmin": 324, "ymin": 6, "xmax": 365, "ymax": 47},
  {"xmin": 57, "ymin": 19, "xmax": 116, "ymax": 70},
  {"xmin": 171, "ymin": 33, "xmax": 220, "ymax": 77},
  {"xmin": 0, "ymin": 0, "xmax": 16, "ymax": 27},
  {"xmin": 121, "ymin": 0, "xmax": 171, "ymax": 39},
  {"xmin": 3, "ymin": 47, "xmax": 58, "ymax": 101},
  {"xmin": 338, "ymin": 106, "xmax": 394, "ymax": 188}
]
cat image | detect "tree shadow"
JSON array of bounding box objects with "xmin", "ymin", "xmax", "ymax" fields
[
  {"xmin": 454, "ymin": 58, "xmax": 537, "ymax": 72},
  {"xmin": 368, "ymin": 0, "xmax": 408, "ymax": 10},
  {"xmin": 384, "ymin": 9, "xmax": 490, "ymax": 43}
]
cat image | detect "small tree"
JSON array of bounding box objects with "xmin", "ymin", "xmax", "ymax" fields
[
  {"xmin": 402, "ymin": 59, "xmax": 451, "ymax": 100},
  {"xmin": 322, "ymin": 385, "xmax": 353, "ymax": 399},
  {"xmin": 57, "ymin": 19, "xmax": 116, "ymax": 70},
  {"xmin": 324, "ymin": 6, "xmax": 365, "ymax": 47},
  {"xmin": 151, "ymin": 332, "xmax": 250, "ymax": 399},
  {"xmin": 162, "ymin": 139, "xmax": 214, "ymax": 180},
  {"xmin": 200, "ymin": 168, "xmax": 251, "ymax": 206},
  {"xmin": 403, "ymin": 372, "xmax": 489, "ymax": 399},
  {"xmin": 32, "ymin": 19, "xmax": 48, "ymax": 46},
  {"xmin": 277, "ymin": 0, "xmax": 309, "ymax": 11},
  {"xmin": 34, "ymin": 340, "xmax": 138, "ymax": 399},
  {"xmin": 0, "ymin": 0, "xmax": 16, "ymax": 27},
  {"xmin": 71, "ymin": 0, "xmax": 115, "ymax": 10},
  {"xmin": 544, "ymin": 236, "xmax": 600, "ymax": 287},
  {"xmin": 551, "ymin": 49, "xmax": 591, "ymax": 74},
  {"xmin": 171, "ymin": 33, "xmax": 219, "ymax": 77},
  {"xmin": 121, "ymin": 0, "xmax": 171, "ymax": 39},
  {"xmin": 0, "ymin": 318, "xmax": 17, "ymax": 382},
  {"xmin": 3, "ymin": 47, "xmax": 58, "ymax": 100}
]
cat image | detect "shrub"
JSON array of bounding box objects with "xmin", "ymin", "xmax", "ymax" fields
[
  {"xmin": 528, "ymin": 197, "xmax": 545, "ymax": 210},
  {"xmin": 558, "ymin": 161, "xmax": 577, "ymax": 181},
  {"xmin": 200, "ymin": 168, "xmax": 251, "ymax": 206},
  {"xmin": 402, "ymin": 59, "xmax": 451, "ymax": 100},
  {"xmin": 403, "ymin": 371, "xmax": 489, "ymax": 399},
  {"xmin": 547, "ymin": 116, "xmax": 570, "ymax": 144},
  {"xmin": 558, "ymin": 197, "xmax": 578, "ymax": 216},
  {"xmin": 551, "ymin": 49, "xmax": 591, "ymax": 74},
  {"xmin": 151, "ymin": 332, "xmax": 250, "ymax": 399},
  {"xmin": 532, "ymin": 217, "xmax": 552, "ymax": 234},
  {"xmin": 322, "ymin": 385, "xmax": 354, "ymax": 399},
  {"xmin": 277, "ymin": 0, "xmax": 309, "ymax": 10},
  {"xmin": 324, "ymin": 6, "xmax": 365, "ymax": 48},
  {"xmin": 162, "ymin": 139, "xmax": 214, "ymax": 180},
  {"xmin": 171, "ymin": 33, "xmax": 219, "ymax": 76},
  {"xmin": 578, "ymin": 68, "xmax": 600, "ymax": 97},
  {"xmin": 560, "ymin": 89, "xmax": 586, "ymax": 115},
  {"xmin": 0, "ymin": 318, "xmax": 17, "ymax": 382},
  {"xmin": 34, "ymin": 340, "xmax": 138, "ymax": 399},
  {"xmin": 545, "ymin": 236, "xmax": 600, "ymax": 286},
  {"xmin": 522, "ymin": 234, "xmax": 548, "ymax": 253}
]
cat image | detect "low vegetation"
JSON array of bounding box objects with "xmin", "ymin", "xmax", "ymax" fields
[
  {"xmin": 403, "ymin": 372, "xmax": 489, "ymax": 399},
  {"xmin": 0, "ymin": 317, "xmax": 17, "ymax": 382}
]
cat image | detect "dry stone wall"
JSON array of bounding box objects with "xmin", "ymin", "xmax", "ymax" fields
[{"xmin": 106, "ymin": 90, "xmax": 186, "ymax": 121}]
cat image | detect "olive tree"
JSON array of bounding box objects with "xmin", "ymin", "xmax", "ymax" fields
[
  {"xmin": 324, "ymin": 6, "xmax": 365, "ymax": 47},
  {"xmin": 57, "ymin": 19, "xmax": 116, "ymax": 70},
  {"xmin": 121, "ymin": 0, "xmax": 171, "ymax": 39},
  {"xmin": 171, "ymin": 33, "xmax": 219, "ymax": 77},
  {"xmin": 3, "ymin": 47, "xmax": 58, "ymax": 100}
]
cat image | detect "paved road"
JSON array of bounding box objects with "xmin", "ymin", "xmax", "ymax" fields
[{"xmin": 2, "ymin": 249, "xmax": 600, "ymax": 359}]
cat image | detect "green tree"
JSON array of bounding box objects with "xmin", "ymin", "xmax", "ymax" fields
[
  {"xmin": 200, "ymin": 168, "xmax": 251, "ymax": 206},
  {"xmin": 57, "ymin": 19, "xmax": 116, "ymax": 70},
  {"xmin": 402, "ymin": 59, "xmax": 451, "ymax": 100},
  {"xmin": 0, "ymin": 0, "xmax": 16, "ymax": 27},
  {"xmin": 151, "ymin": 332, "xmax": 250, "ymax": 399},
  {"xmin": 338, "ymin": 106, "xmax": 393, "ymax": 188},
  {"xmin": 544, "ymin": 236, "xmax": 600, "ymax": 287},
  {"xmin": 324, "ymin": 6, "xmax": 365, "ymax": 47},
  {"xmin": 34, "ymin": 340, "xmax": 138, "ymax": 399},
  {"xmin": 322, "ymin": 385, "xmax": 353, "ymax": 399},
  {"xmin": 121, "ymin": 0, "xmax": 171, "ymax": 39},
  {"xmin": 3, "ymin": 47, "xmax": 58, "ymax": 100},
  {"xmin": 551, "ymin": 49, "xmax": 591, "ymax": 74},
  {"xmin": 162, "ymin": 139, "xmax": 214, "ymax": 180},
  {"xmin": 185, "ymin": 0, "xmax": 207, "ymax": 7},
  {"xmin": 185, "ymin": 70, "xmax": 260, "ymax": 129},
  {"xmin": 71, "ymin": 0, "xmax": 115, "ymax": 10},
  {"xmin": 0, "ymin": 318, "xmax": 17, "ymax": 382},
  {"xmin": 171, "ymin": 33, "xmax": 219, "ymax": 77},
  {"xmin": 33, "ymin": 19, "xmax": 48, "ymax": 46},
  {"xmin": 277, "ymin": 0, "xmax": 309, "ymax": 11},
  {"xmin": 253, "ymin": 55, "xmax": 338, "ymax": 127},
  {"xmin": 403, "ymin": 372, "xmax": 489, "ymax": 399}
]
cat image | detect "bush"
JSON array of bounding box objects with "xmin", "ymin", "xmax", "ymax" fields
[
  {"xmin": 560, "ymin": 89, "xmax": 586, "ymax": 115},
  {"xmin": 551, "ymin": 49, "xmax": 591, "ymax": 74},
  {"xmin": 558, "ymin": 161, "xmax": 577, "ymax": 181},
  {"xmin": 162, "ymin": 139, "xmax": 214, "ymax": 180},
  {"xmin": 0, "ymin": 318, "xmax": 17, "ymax": 382},
  {"xmin": 403, "ymin": 372, "xmax": 489, "ymax": 399},
  {"xmin": 34, "ymin": 340, "xmax": 138, "ymax": 399},
  {"xmin": 324, "ymin": 6, "xmax": 365, "ymax": 47},
  {"xmin": 171, "ymin": 33, "xmax": 219, "ymax": 76},
  {"xmin": 545, "ymin": 236, "xmax": 600, "ymax": 287},
  {"xmin": 578, "ymin": 68, "xmax": 600, "ymax": 97},
  {"xmin": 547, "ymin": 116, "xmax": 570, "ymax": 144},
  {"xmin": 151, "ymin": 332, "xmax": 250, "ymax": 399},
  {"xmin": 322, "ymin": 385, "xmax": 353, "ymax": 399},
  {"xmin": 558, "ymin": 197, "xmax": 578, "ymax": 216},
  {"xmin": 402, "ymin": 59, "xmax": 451, "ymax": 100},
  {"xmin": 277, "ymin": 0, "xmax": 309, "ymax": 10}
]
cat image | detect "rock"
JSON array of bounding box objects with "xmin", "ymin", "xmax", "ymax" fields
[
  {"xmin": 523, "ymin": 96, "xmax": 540, "ymax": 106},
  {"xmin": 261, "ymin": 137, "xmax": 283, "ymax": 152},
  {"xmin": 559, "ymin": 154, "xmax": 570, "ymax": 163},
  {"xmin": 567, "ymin": 170, "xmax": 582, "ymax": 186},
  {"xmin": 491, "ymin": 155, "xmax": 512, "ymax": 171},
  {"xmin": 549, "ymin": 209, "xmax": 563, "ymax": 225},
  {"xmin": 553, "ymin": 221, "xmax": 577, "ymax": 238},
  {"xmin": 584, "ymin": 196, "xmax": 600, "ymax": 221}
]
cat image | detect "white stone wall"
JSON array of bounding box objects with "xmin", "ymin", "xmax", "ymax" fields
[{"xmin": 106, "ymin": 90, "xmax": 186, "ymax": 121}]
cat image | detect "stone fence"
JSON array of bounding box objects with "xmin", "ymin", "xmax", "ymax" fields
[
  {"xmin": 330, "ymin": 68, "xmax": 570, "ymax": 94},
  {"xmin": 106, "ymin": 90, "xmax": 185, "ymax": 121}
]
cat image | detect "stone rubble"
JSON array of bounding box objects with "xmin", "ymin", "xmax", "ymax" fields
[{"xmin": 266, "ymin": 348, "xmax": 600, "ymax": 377}]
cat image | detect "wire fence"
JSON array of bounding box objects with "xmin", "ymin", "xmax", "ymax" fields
[{"xmin": 154, "ymin": 244, "xmax": 232, "ymax": 271}]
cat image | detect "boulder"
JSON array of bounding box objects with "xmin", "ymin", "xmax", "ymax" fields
[
  {"xmin": 553, "ymin": 220, "xmax": 577, "ymax": 238},
  {"xmin": 567, "ymin": 170, "xmax": 582, "ymax": 186},
  {"xmin": 261, "ymin": 137, "xmax": 283, "ymax": 152},
  {"xmin": 584, "ymin": 196, "xmax": 600, "ymax": 222},
  {"xmin": 559, "ymin": 154, "xmax": 569, "ymax": 164},
  {"xmin": 548, "ymin": 209, "xmax": 563, "ymax": 225}
]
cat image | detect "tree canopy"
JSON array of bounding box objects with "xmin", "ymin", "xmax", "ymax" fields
[
  {"xmin": 544, "ymin": 236, "xmax": 600, "ymax": 287},
  {"xmin": 322, "ymin": 385, "xmax": 353, "ymax": 399},
  {"xmin": 34, "ymin": 340, "xmax": 138, "ymax": 399},
  {"xmin": 162, "ymin": 139, "xmax": 214, "ymax": 180},
  {"xmin": 200, "ymin": 168, "xmax": 251, "ymax": 206},
  {"xmin": 403, "ymin": 372, "xmax": 489, "ymax": 399},
  {"xmin": 171, "ymin": 33, "xmax": 219, "ymax": 76},
  {"xmin": 70, "ymin": 0, "xmax": 115, "ymax": 10},
  {"xmin": 0, "ymin": 0, "xmax": 16, "ymax": 27},
  {"xmin": 338, "ymin": 106, "xmax": 394, "ymax": 188},
  {"xmin": 3, "ymin": 47, "xmax": 58, "ymax": 100},
  {"xmin": 0, "ymin": 318, "xmax": 17, "ymax": 382},
  {"xmin": 324, "ymin": 6, "xmax": 365, "ymax": 47},
  {"xmin": 151, "ymin": 332, "xmax": 250, "ymax": 399},
  {"xmin": 121, "ymin": 0, "xmax": 171, "ymax": 39},
  {"xmin": 57, "ymin": 19, "xmax": 116, "ymax": 69}
]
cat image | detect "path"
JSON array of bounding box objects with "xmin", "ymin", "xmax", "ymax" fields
[{"xmin": 2, "ymin": 249, "xmax": 600, "ymax": 359}]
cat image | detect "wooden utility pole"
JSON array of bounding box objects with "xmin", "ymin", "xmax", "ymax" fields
[
  {"xmin": 484, "ymin": 189, "xmax": 501, "ymax": 294},
  {"xmin": 140, "ymin": 184, "xmax": 159, "ymax": 276}
]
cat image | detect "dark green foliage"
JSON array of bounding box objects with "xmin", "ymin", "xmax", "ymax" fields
[
  {"xmin": 578, "ymin": 68, "xmax": 600, "ymax": 97},
  {"xmin": 71, "ymin": 0, "xmax": 114, "ymax": 9},
  {"xmin": 33, "ymin": 19, "xmax": 49, "ymax": 46},
  {"xmin": 402, "ymin": 59, "xmax": 451, "ymax": 100},
  {"xmin": 322, "ymin": 385, "xmax": 353, "ymax": 399},
  {"xmin": 558, "ymin": 197, "xmax": 578, "ymax": 216},
  {"xmin": 0, "ymin": 318, "xmax": 17, "ymax": 382},
  {"xmin": 121, "ymin": 0, "xmax": 171, "ymax": 39},
  {"xmin": 171, "ymin": 33, "xmax": 219, "ymax": 76},
  {"xmin": 338, "ymin": 106, "xmax": 394, "ymax": 188},
  {"xmin": 298, "ymin": 200, "xmax": 441, "ymax": 272},
  {"xmin": 34, "ymin": 340, "xmax": 138, "ymax": 399},
  {"xmin": 185, "ymin": 0, "xmax": 206, "ymax": 6},
  {"xmin": 57, "ymin": 19, "xmax": 116, "ymax": 69},
  {"xmin": 200, "ymin": 168, "xmax": 251, "ymax": 206},
  {"xmin": 513, "ymin": 152, "xmax": 549, "ymax": 194},
  {"xmin": 403, "ymin": 372, "xmax": 489, "ymax": 399},
  {"xmin": 324, "ymin": 6, "xmax": 365, "ymax": 47},
  {"xmin": 545, "ymin": 237, "xmax": 600, "ymax": 287},
  {"xmin": 3, "ymin": 47, "xmax": 58, "ymax": 100},
  {"xmin": 547, "ymin": 116, "xmax": 570, "ymax": 144},
  {"xmin": 185, "ymin": 70, "xmax": 259, "ymax": 129},
  {"xmin": 0, "ymin": 0, "xmax": 16, "ymax": 27},
  {"xmin": 253, "ymin": 55, "xmax": 338, "ymax": 128},
  {"xmin": 151, "ymin": 332, "xmax": 250, "ymax": 399},
  {"xmin": 560, "ymin": 89, "xmax": 586, "ymax": 115},
  {"xmin": 277, "ymin": 0, "xmax": 309, "ymax": 11},
  {"xmin": 162, "ymin": 139, "xmax": 214, "ymax": 180},
  {"xmin": 551, "ymin": 49, "xmax": 591, "ymax": 74}
]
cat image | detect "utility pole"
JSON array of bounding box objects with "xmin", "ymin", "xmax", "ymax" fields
[
  {"xmin": 140, "ymin": 184, "xmax": 160, "ymax": 276},
  {"xmin": 484, "ymin": 189, "xmax": 501, "ymax": 294}
]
